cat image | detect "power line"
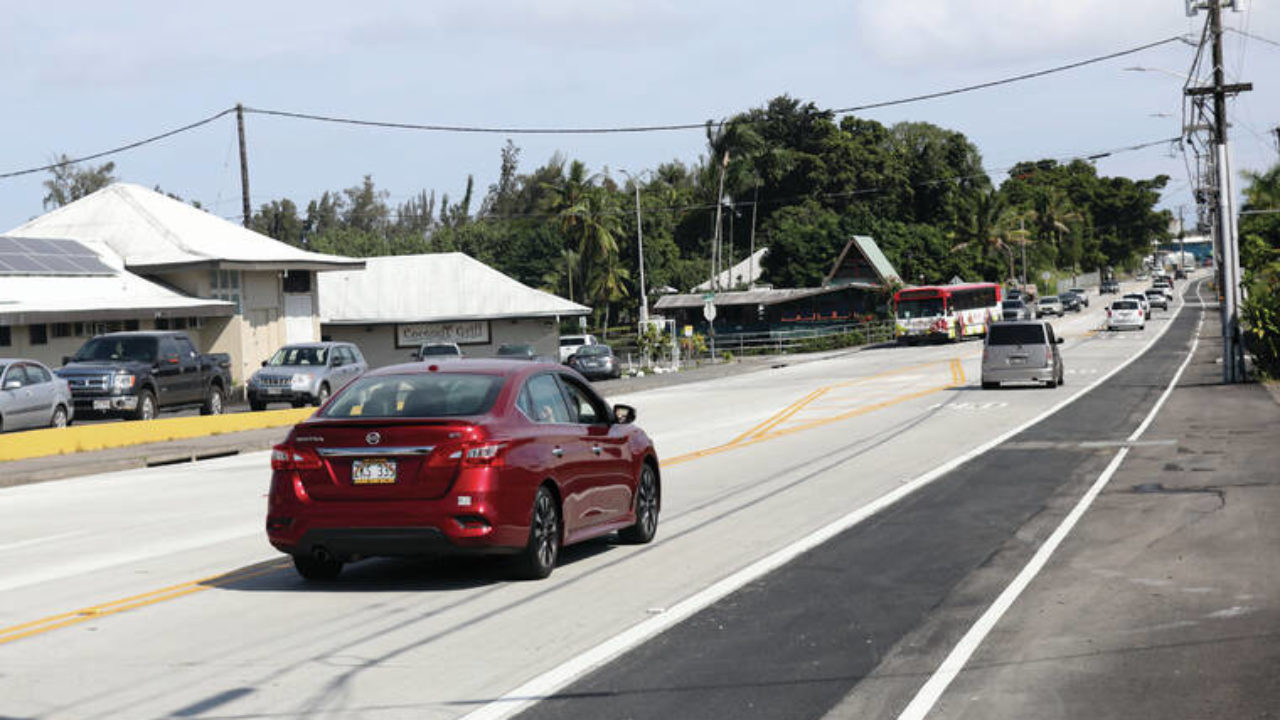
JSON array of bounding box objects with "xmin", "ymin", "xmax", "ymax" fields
[
  {"xmin": 1225, "ymin": 26, "xmax": 1280, "ymax": 48},
  {"xmin": 244, "ymin": 36, "xmax": 1189, "ymax": 135},
  {"xmin": 0, "ymin": 35, "xmax": 1189, "ymax": 182},
  {"xmin": 0, "ymin": 108, "xmax": 237, "ymax": 180}
]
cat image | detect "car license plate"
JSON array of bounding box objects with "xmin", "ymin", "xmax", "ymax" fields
[
  {"xmin": 93, "ymin": 399, "xmax": 111, "ymax": 410},
  {"xmin": 1010, "ymin": 357, "xmax": 1026, "ymax": 365},
  {"xmin": 352, "ymin": 458, "xmax": 397, "ymax": 484},
  {"xmin": 267, "ymin": 388, "xmax": 282, "ymax": 395}
]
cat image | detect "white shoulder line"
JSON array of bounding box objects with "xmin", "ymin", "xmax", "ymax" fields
[
  {"xmin": 461, "ymin": 282, "xmax": 1199, "ymax": 720},
  {"xmin": 896, "ymin": 283, "xmax": 1205, "ymax": 720}
]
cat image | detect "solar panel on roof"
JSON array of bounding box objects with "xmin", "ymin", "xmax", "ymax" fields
[{"xmin": 0, "ymin": 236, "xmax": 115, "ymax": 276}]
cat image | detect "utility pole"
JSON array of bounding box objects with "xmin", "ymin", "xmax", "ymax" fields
[
  {"xmin": 748, "ymin": 183, "xmax": 759, "ymax": 289},
  {"xmin": 1019, "ymin": 216, "xmax": 1027, "ymax": 290},
  {"xmin": 626, "ymin": 173, "xmax": 649, "ymax": 326},
  {"xmin": 236, "ymin": 103, "xmax": 251, "ymax": 229},
  {"xmin": 1186, "ymin": 0, "xmax": 1250, "ymax": 381},
  {"xmin": 711, "ymin": 146, "xmax": 729, "ymax": 291}
]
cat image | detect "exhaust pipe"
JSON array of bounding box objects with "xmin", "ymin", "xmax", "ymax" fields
[{"xmin": 312, "ymin": 546, "xmax": 335, "ymax": 564}]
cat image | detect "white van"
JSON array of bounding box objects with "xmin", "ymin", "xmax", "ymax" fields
[{"xmin": 559, "ymin": 334, "xmax": 598, "ymax": 363}]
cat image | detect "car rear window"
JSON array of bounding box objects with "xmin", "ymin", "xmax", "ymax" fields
[
  {"xmin": 321, "ymin": 373, "xmax": 505, "ymax": 418},
  {"xmin": 1001, "ymin": 300, "xmax": 1024, "ymax": 309},
  {"xmin": 1113, "ymin": 300, "xmax": 1139, "ymax": 310},
  {"xmin": 987, "ymin": 324, "xmax": 1047, "ymax": 346}
]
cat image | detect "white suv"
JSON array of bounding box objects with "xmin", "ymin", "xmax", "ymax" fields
[{"xmin": 559, "ymin": 334, "xmax": 598, "ymax": 363}]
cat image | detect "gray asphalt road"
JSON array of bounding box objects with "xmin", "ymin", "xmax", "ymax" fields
[
  {"xmin": 514, "ymin": 279, "xmax": 1280, "ymax": 720},
  {"xmin": 6, "ymin": 273, "xmax": 1274, "ymax": 720}
]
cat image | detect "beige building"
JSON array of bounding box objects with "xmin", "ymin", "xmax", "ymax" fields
[
  {"xmin": 318, "ymin": 253, "xmax": 590, "ymax": 368},
  {"xmin": 2, "ymin": 184, "xmax": 363, "ymax": 385}
]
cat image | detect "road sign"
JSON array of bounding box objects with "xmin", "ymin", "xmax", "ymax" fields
[
  {"xmin": 683, "ymin": 325, "xmax": 693, "ymax": 337},
  {"xmin": 1040, "ymin": 271, "xmax": 1051, "ymax": 281},
  {"xmin": 702, "ymin": 301, "xmax": 717, "ymax": 321}
]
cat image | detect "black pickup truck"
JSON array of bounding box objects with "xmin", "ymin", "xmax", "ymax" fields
[{"xmin": 57, "ymin": 331, "xmax": 233, "ymax": 421}]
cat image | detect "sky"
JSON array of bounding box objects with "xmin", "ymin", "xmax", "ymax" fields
[{"xmin": 2, "ymin": 0, "xmax": 1278, "ymax": 232}]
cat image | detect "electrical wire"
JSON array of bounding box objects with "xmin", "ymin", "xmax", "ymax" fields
[
  {"xmin": 0, "ymin": 108, "xmax": 237, "ymax": 180},
  {"xmin": 242, "ymin": 36, "xmax": 1189, "ymax": 135},
  {"xmin": 0, "ymin": 35, "xmax": 1190, "ymax": 182},
  {"xmin": 1225, "ymin": 26, "xmax": 1280, "ymax": 48}
]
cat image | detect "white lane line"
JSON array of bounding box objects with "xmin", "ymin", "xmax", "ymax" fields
[
  {"xmin": 0, "ymin": 524, "xmax": 263, "ymax": 593},
  {"xmin": 896, "ymin": 283, "xmax": 1205, "ymax": 720},
  {"xmin": 0, "ymin": 530, "xmax": 88, "ymax": 553},
  {"xmin": 460, "ymin": 287, "xmax": 1198, "ymax": 720}
]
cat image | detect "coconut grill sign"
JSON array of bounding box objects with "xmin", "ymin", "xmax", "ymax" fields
[{"xmin": 396, "ymin": 320, "xmax": 490, "ymax": 348}]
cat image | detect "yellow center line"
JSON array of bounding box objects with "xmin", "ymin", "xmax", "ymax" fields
[
  {"xmin": 0, "ymin": 356, "xmax": 971, "ymax": 646},
  {"xmin": 0, "ymin": 560, "xmax": 289, "ymax": 647}
]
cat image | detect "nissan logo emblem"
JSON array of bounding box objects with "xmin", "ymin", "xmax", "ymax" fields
[{"xmin": 365, "ymin": 432, "xmax": 381, "ymax": 445}]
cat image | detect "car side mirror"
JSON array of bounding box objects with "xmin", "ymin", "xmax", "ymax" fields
[
  {"xmin": 1055, "ymin": 337, "xmax": 1064, "ymax": 344},
  {"xmin": 261, "ymin": 360, "xmax": 269, "ymax": 367},
  {"xmin": 613, "ymin": 403, "xmax": 636, "ymax": 425},
  {"xmin": 62, "ymin": 355, "xmax": 72, "ymax": 365}
]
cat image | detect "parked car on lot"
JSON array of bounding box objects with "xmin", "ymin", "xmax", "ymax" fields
[
  {"xmin": 1100, "ymin": 279, "xmax": 1121, "ymax": 294},
  {"xmin": 266, "ymin": 359, "xmax": 660, "ymax": 581},
  {"xmin": 497, "ymin": 344, "xmax": 539, "ymax": 360},
  {"xmin": 567, "ymin": 344, "xmax": 622, "ymax": 380},
  {"xmin": 1144, "ymin": 288, "xmax": 1169, "ymax": 311},
  {"xmin": 58, "ymin": 332, "xmax": 231, "ymax": 421},
  {"xmin": 1107, "ymin": 299, "xmax": 1146, "ymax": 331},
  {"xmin": 248, "ymin": 342, "xmax": 366, "ymax": 411},
  {"xmin": 413, "ymin": 342, "xmax": 463, "ymax": 360},
  {"xmin": 1059, "ymin": 290, "xmax": 1082, "ymax": 312},
  {"xmin": 1, "ymin": 359, "xmax": 74, "ymax": 432},
  {"xmin": 1067, "ymin": 287, "xmax": 1090, "ymax": 307},
  {"xmin": 559, "ymin": 334, "xmax": 598, "ymax": 363},
  {"xmin": 1037, "ymin": 295, "xmax": 1064, "ymax": 317},
  {"xmin": 1001, "ymin": 299, "xmax": 1032, "ymax": 321},
  {"xmin": 981, "ymin": 320, "xmax": 1064, "ymax": 389}
]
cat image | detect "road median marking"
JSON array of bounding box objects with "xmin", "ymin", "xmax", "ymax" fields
[
  {"xmin": 0, "ymin": 408, "xmax": 313, "ymax": 462},
  {"xmin": 0, "ymin": 560, "xmax": 288, "ymax": 647}
]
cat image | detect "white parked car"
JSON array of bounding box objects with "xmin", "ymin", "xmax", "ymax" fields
[{"xmin": 558, "ymin": 334, "xmax": 598, "ymax": 363}]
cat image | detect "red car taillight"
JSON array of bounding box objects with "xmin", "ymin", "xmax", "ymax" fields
[
  {"xmin": 271, "ymin": 444, "xmax": 322, "ymax": 471},
  {"xmin": 462, "ymin": 442, "xmax": 506, "ymax": 467}
]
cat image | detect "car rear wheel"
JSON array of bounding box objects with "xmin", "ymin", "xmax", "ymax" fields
[
  {"xmin": 619, "ymin": 463, "xmax": 659, "ymax": 544},
  {"xmin": 513, "ymin": 486, "xmax": 560, "ymax": 580},
  {"xmin": 293, "ymin": 552, "xmax": 343, "ymax": 581},
  {"xmin": 981, "ymin": 381, "xmax": 999, "ymax": 390},
  {"xmin": 50, "ymin": 405, "xmax": 69, "ymax": 429}
]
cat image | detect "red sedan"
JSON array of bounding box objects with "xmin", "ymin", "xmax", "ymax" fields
[{"xmin": 266, "ymin": 359, "xmax": 660, "ymax": 581}]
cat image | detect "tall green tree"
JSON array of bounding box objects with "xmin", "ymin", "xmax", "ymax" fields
[{"xmin": 42, "ymin": 155, "xmax": 116, "ymax": 209}]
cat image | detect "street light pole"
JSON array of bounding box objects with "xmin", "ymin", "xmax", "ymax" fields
[{"xmin": 620, "ymin": 170, "xmax": 650, "ymax": 326}]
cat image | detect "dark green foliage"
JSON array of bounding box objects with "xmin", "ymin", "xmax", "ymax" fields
[{"xmin": 1239, "ymin": 165, "xmax": 1280, "ymax": 378}]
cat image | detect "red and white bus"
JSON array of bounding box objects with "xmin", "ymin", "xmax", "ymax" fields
[{"xmin": 894, "ymin": 283, "xmax": 1002, "ymax": 343}]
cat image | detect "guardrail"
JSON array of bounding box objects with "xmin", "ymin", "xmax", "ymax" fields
[
  {"xmin": 0, "ymin": 408, "xmax": 315, "ymax": 462},
  {"xmin": 710, "ymin": 320, "xmax": 897, "ymax": 356}
]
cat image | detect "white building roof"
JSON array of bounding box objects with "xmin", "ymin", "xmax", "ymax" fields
[
  {"xmin": 695, "ymin": 248, "xmax": 768, "ymax": 292},
  {"xmin": 5, "ymin": 183, "xmax": 363, "ymax": 273},
  {"xmin": 319, "ymin": 253, "xmax": 590, "ymax": 324},
  {"xmin": 0, "ymin": 239, "xmax": 232, "ymax": 324}
]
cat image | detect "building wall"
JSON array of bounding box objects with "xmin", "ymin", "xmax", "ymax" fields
[
  {"xmin": 0, "ymin": 317, "xmax": 210, "ymax": 371},
  {"xmin": 322, "ymin": 317, "xmax": 560, "ymax": 369},
  {"xmin": 152, "ymin": 268, "xmax": 321, "ymax": 385}
]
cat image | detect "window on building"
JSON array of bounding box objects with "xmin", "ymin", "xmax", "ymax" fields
[
  {"xmin": 155, "ymin": 317, "xmax": 170, "ymax": 330},
  {"xmin": 51, "ymin": 323, "xmax": 72, "ymax": 338},
  {"xmin": 211, "ymin": 268, "xmax": 243, "ymax": 314},
  {"xmin": 282, "ymin": 270, "xmax": 312, "ymax": 293},
  {"xmin": 0, "ymin": 326, "xmax": 10, "ymax": 347},
  {"xmin": 30, "ymin": 324, "xmax": 48, "ymax": 345},
  {"xmin": 124, "ymin": 319, "xmax": 140, "ymax": 331}
]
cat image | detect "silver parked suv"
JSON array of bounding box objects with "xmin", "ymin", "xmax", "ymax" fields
[
  {"xmin": 247, "ymin": 342, "xmax": 367, "ymax": 410},
  {"xmin": 981, "ymin": 320, "xmax": 1064, "ymax": 389}
]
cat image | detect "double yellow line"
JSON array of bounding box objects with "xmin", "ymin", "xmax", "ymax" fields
[
  {"xmin": 0, "ymin": 356, "xmax": 977, "ymax": 647},
  {"xmin": 0, "ymin": 560, "xmax": 287, "ymax": 647}
]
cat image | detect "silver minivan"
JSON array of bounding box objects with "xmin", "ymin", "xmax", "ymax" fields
[{"xmin": 981, "ymin": 320, "xmax": 1064, "ymax": 389}]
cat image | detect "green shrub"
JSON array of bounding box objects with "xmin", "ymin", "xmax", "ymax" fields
[
  {"xmin": 796, "ymin": 330, "xmax": 866, "ymax": 353},
  {"xmin": 1243, "ymin": 260, "xmax": 1280, "ymax": 379}
]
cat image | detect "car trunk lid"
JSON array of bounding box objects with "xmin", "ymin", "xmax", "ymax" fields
[{"xmin": 287, "ymin": 419, "xmax": 481, "ymax": 501}]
